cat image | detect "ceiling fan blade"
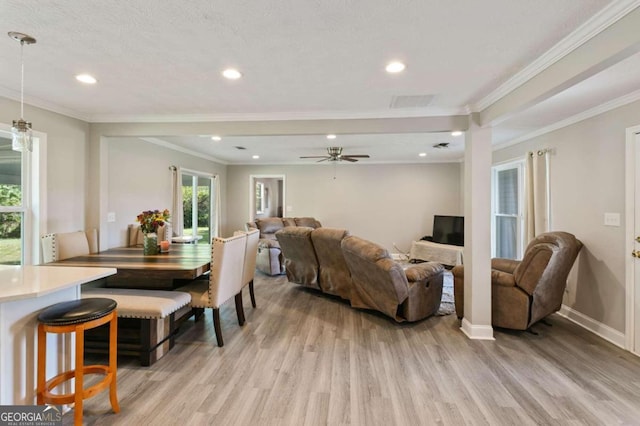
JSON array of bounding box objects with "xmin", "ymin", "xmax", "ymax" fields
[{"xmin": 301, "ymin": 148, "xmax": 369, "ymax": 162}]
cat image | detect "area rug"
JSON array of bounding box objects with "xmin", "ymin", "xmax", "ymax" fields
[{"xmin": 436, "ymin": 271, "xmax": 455, "ymax": 316}]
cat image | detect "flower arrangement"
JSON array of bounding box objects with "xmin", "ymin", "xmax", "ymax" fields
[{"xmin": 136, "ymin": 209, "xmax": 170, "ymax": 234}]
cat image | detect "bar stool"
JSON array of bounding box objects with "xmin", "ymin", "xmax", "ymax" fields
[{"xmin": 37, "ymin": 298, "xmax": 120, "ymax": 425}]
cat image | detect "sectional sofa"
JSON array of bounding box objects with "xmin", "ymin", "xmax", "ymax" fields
[
  {"xmin": 246, "ymin": 217, "xmax": 322, "ymax": 275},
  {"xmin": 276, "ymin": 227, "xmax": 444, "ymax": 322}
]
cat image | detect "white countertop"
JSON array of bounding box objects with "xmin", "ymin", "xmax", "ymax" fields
[{"xmin": 0, "ymin": 265, "xmax": 117, "ymax": 303}]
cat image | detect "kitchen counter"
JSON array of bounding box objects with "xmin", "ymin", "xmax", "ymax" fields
[
  {"xmin": 0, "ymin": 265, "xmax": 116, "ymax": 405},
  {"xmin": 0, "ymin": 265, "xmax": 116, "ymax": 302}
]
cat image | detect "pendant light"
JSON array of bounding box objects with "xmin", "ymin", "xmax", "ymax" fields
[{"xmin": 8, "ymin": 31, "xmax": 37, "ymax": 152}]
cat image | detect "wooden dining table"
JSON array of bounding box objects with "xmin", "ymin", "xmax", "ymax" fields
[{"xmin": 49, "ymin": 243, "xmax": 212, "ymax": 290}]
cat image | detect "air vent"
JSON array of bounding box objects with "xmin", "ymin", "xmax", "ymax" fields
[
  {"xmin": 390, "ymin": 95, "xmax": 435, "ymax": 109},
  {"xmin": 433, "ymin": 142, "xmax": 450, "ymax": 149}
]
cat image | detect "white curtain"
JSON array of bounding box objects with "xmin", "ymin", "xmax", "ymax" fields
[
  {"xmin": 171, "ymin": 166, "xmax": 183, "ymax": 237},
  {"xmin": 525, "ymin": 150, "xmax": 550, "ymax": 241}
]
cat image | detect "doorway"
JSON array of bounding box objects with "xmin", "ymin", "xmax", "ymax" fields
[
  {"xmin": 625, "ymin": 125, "xmax": 640, "ymax": 356},
  {"xmin": 181, "ymin": 171, "xmax": 218, "ymax": 242},
  {"xmin": 249, "ymin": 175, "xmax": 285, "ymax": 221}
]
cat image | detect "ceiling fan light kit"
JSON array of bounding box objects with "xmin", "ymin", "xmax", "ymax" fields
[{"xmin": 300, "ymin": 146, "xmax": 370, "ymax": 163}]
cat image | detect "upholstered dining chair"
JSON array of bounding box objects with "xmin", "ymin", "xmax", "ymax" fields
[
  {"xmin": 176, "ymin": 233, "xmax": 247, "ymax": 347},
  {"xmin": 235, "ymin": 228, "xmax": 260, "ymax": 308},
  {"xmin": 41, "ymin": 229, "xmax": 99, "ymax": 263},
  {"xmin": 127, "ymin": 223, "xmax": 171, "ymax": 247}
]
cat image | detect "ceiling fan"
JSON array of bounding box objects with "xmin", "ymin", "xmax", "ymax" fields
[{"xmin": 300, "ymin": 147, "xmax": 370, "ymax": 162}]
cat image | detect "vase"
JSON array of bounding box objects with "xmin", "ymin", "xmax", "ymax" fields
[{"xmin": 143, "ymin": 233, "xmax": 159, "ymax": 255}]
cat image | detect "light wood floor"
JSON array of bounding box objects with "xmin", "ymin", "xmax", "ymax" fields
[{"xmin": 73, "ymin": 273, "xmax": 640, "ymax": 425}]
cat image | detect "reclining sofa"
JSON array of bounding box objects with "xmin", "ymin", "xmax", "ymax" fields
[
  {"xmin": 276, "ymin": 227, "xmax": 444, "ymax": 322},
  {"xmin": 246, "ymin": 217, "xmax": 322, "ymax": 275}
]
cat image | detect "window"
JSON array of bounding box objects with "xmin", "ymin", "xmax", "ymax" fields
[
  {"xmin": 255, "ymin": 182, "xmax": 265, "ymax": 214},
  {"xmin": 181, "ymin": 171, "xmax": 217, "ymax": 243},
  {"xmin": 492, "ymin": 160, "xmax": 524, "ymax": 259},
  {"xmin": 0, "ymin": 138, "xmax": 24, "ymax": 264}
]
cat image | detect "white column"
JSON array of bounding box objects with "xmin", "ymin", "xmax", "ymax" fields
[{"xmin": 461, "ymin": 114, "xmax": 494, "ymax": 340}]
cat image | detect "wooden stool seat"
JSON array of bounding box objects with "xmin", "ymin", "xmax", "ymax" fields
[{"xmin": 37, "ymin": 298, "xmax": 120, "ymax": 425}]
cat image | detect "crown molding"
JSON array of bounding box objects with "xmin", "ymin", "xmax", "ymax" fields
[
  {"xmin": 474, "ymin": 0, "xmax": 640, "ymax": 112},
  {"xmin": 492, "ymin": 88, "xmax": 640, "ymax": 151},
  {"xmin": 0, "ymin": 86, "xmax": 92, "ymax": 122},
  {"xmin": 86, "ymin": 107, "xmax": 467, "ymax": 124},
  {"xmin": 138, "ymin": 137, "xmax": 229, "ymax": 164}
]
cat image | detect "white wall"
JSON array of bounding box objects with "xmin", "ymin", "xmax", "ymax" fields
[
  {"xmin": 106, "ymin": 137, "xmax": 227, "ymax": 248},
  {"xmin": 0, "ymin": 98, "xmax": 89, "ymax": 234},
  {"xmin": 228, "ymin": 162, "xmax": 462, "ymax": 253},
  {"xmin": 493, "ymin": 99, "xmax": 640, "ymax": 333}
]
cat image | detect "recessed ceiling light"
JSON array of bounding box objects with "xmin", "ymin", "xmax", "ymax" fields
[
  {"xmin": 76, "ymin": 74, "xmax": 97, "ymax": 84},
  {"xmin": 211, "ymin": 135, "xmax": 222, "ymax": 141},
  {"xmin": 252, "ymin": 155, "xmax": 260, "ymax": 159},
  {"xmin": 222, "ymin": 68, "xmax": 242, "ymax": 80},
  {"xmin": 419, "ymin": 152, "xmax": 427, "ymax": 157},
  {"xmin": 326, "ymin": 134, "xmax": 336, "ymax": 140},
  {"xmin": 385, "ymin": 61, "xmax": 406, "ymax": 73},
  {"xmin": 451, "ymin": 131, "xmax": 463, "ymax": 137}
]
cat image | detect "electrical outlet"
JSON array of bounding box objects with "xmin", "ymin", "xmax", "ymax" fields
[
  {"xmin": 604, "ymin": 212, "xmax": 620, "ymax": 227},
  {"xmin": 107, "ymin": 212, "xmax": 116, "ymax": 222}
]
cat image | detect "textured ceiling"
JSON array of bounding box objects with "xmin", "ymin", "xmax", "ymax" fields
[{"xmin": 2, "ymin": 0, "xmax": 637, "ymax": 164}]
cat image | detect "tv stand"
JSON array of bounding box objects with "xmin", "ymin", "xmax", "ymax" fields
[{"xmin": 410, "ymin": 240, "xmax": 463, "ymax": 266}]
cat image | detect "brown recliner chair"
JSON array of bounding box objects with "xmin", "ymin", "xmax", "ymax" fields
[
  {"xmin": 246, "ymin": 217, "xmax": 322, "ymax": 276},
  {"xmin": 452, "ymin": 231, "xmax": 583, "ymax": 330},
  {"xmin": 275, "ymin": 227, "xmax": 320, "ymax": 290},
  {"xmin": 341, "ymin": 235, "xmax": 445, "ymax": 322},
  {"xmin": 311, "ymin": 228, "xmax": 352, "ymax": 300}
]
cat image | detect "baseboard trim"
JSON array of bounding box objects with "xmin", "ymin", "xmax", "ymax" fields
[
  {"xmin": 460, "ymin": 318, "xmax": 495, "ymax": 340},
  {"xmin": 558, "ymin": 304, "xmax": 626, "ymax": 349}
]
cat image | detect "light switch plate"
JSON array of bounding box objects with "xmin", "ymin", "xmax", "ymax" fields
[
  {"xmin": 107, "ymin": 212, "xmax": 116, "ymax": 222},
  {"xmin": 286, "ymin": 206, "xmax": 293, "ymax": 212},
  {"xmin": 604, "ymin": 212, "xmax": 620, "ymax": 227}
]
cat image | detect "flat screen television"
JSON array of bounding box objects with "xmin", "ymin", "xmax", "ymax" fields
[{"xmin": 432, "ymin": 215, "xmax": 464, "ymax": 246}]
